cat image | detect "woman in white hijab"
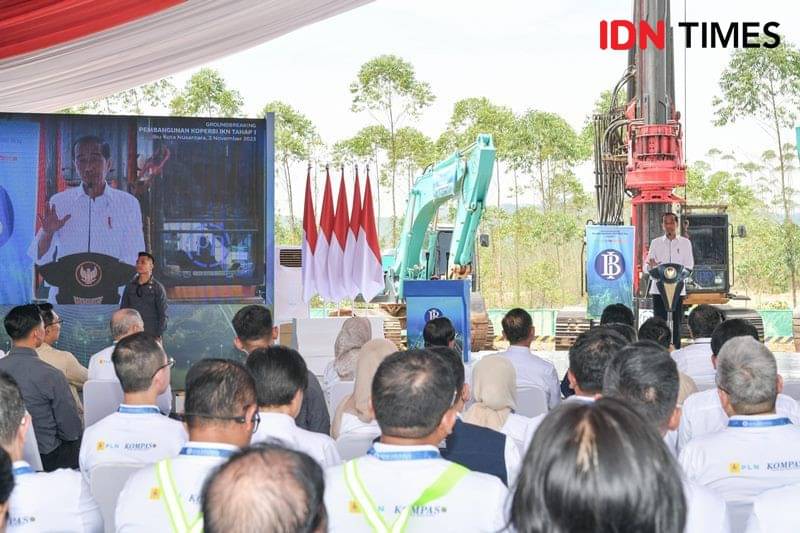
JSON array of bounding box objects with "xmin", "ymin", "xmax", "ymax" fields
[
  {"xmin": 323, "ymin": 317, "xmax": 372, "ymax": 397},
  {"xmin": 463, "ymin": 354, "xmax": 534, "ymax": 453}
]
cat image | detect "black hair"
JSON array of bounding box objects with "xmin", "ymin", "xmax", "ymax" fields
[
  {"xmin": 710, "ymin": 318, "xmax": 759, "ymax": 355},
  {"xmin": 599, "ymin": 323, "xmax": 637, "ymax": 344},
  {"xmin": 662, "ymin": 212, "xmax": 679, "ymax": 223},
  {"xmin": 246, "ymin": 346, "xmax": 309, "ymax": 407},
  {"xmin": 72, "ymin": 135, "xmax": 111, "ymax": 160},
  {"xmin": 510, "ymin": 399, "xmax": 686, "ymax": 533},
  {"xmin": 427, "ymin": 346, "xmax": 465, "ymax": 397},
  {"xmin": 372, "ymin": 349, "xmax": 455, "ymax": 439},
  {"xmin": 137, "ymin": 251, "xmax": 155, "ymax": 263},
  {"xmin": 0, "ymin": 448, "xmax": 13, "ymax": 506},
  {"xmin": 638, "ymin": 317, "xmax": 671, "ymax": 349},
  {"xmin": 3, "ymin": 304, "xmax": 43, "ymax": 341},
  {"xmin": 688, "ymin": 305, "xmax": 723, "ymax": 339},
  {"xmin": 111, "ymin": 332, "xmax": 167, "ymax": 393},
  {"xmin": 423, "ymin": 317, "xmax": 455, "ymax": 347},
  {"xmin": 202, "ymin": 443, "xmax": 326, "ymax": 533},
  {"xmin": 36, "ymin": 303, "xmax": 57, "ymax": 327},
  {"xmin": 603, "ymin": 341, "xmax": 679, "ymax": 429},
  {"xmin": 502, "ymin": 308, "xmax": 534, "ymax": 344},
  {"xmin": 184, "ymin": 359, "xmax": 257, "ymax": 428},
  {"xmin": 600, "ymin": 303, "xmax": 635, "ymax": 327},
  {"xmin": 568, "ymin": 327, "xmax": 628, "ymax": 393},
  {"xmin": 0, "ymin": 371, "xmax": 25, "ymax": 447},
  {"xmin": 232, "ymin": 305, "xmax": 274, "ymax": 343}
]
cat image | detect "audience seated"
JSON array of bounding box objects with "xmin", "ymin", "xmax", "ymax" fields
[
  {"xmin": 0, "ymin": 448, "xmax": 11, "ymax": 531},
  {"xmin": 638, "ymin": 316, "xmax": 672, "ymax": 348},
  {"xmin": 603, "ymin": 341, "xmax": 730, "ymax": 532},
  {"xmin": 463, "ymin": 355, "xmax": 533, "ymax": 453},
  {"xmin": 600, "ymin": 303, "xmax": 636, "ymax": 326},
  {"xmin": 524, "ymin": 326, "xmax": 627, "ymax": 448},
  {"xmin": 0, "ymin": 305, "xmax": 82, "ymax": 471},
  {"xmin": 88, "ymin": 308, "xmax": 172, "ymax": 414},
  {"xmin": 331, "ymin": 339, "xmax": 396, "ymax": 440},
  {"xmin": 745, "ymin": 482, "xmax": 800, "ymax": 532},
  {"xmin": 246, "ymin": 346, "xmax": 341, "ymax": 468},
  {"xmin": 429, "ymin": 346, "xmax": 520, "ymax": 486},
  {"xmin": 324, "ymin": 317, "xmax": 372, "ymax": 395},
  {"xmin": 602, "ymin": 322, "xmax": 637, "ymax": 343},
  {"xmin": 324, "ymin": 349, "xmax": 508, "ymax": 532},
  {"xmin": 115, "ymin": 359, "xmax": 258, "ymax": 532},
  {"xmin": 672, "ymin": 304, "xmax": 724, "ymax": 384},
  {"xmin": 79, "ymin": 333, "xmax": 187, "ymax": 492},
  {"xmin": 35, "ymin": 303, "xmax": 88, "ymax": 415},
  {"xmin": 677, "ymin": 319, "xmax": 799, "ymax": 452},
  {"xmin": 510, "ymin": 398, "xmax": 687, "ymax": 533},
  {"xmin": 201, "ymin": 443, "xmax": 327, "ymax": 533},
  {"xmin": 0, "ymin": 371, "xmax": 101, "ymax": 531},
  {"xmin": 680, "ymin": 337, "xmax": 800, "ymax": 526},
  {"xmin": 422, "ymin": 317, "xmax": 456, "ymax": 348},
  {"xmin": 232, "ymin": 305, "xmax": 330, "ymax": 435},
  {"xmin": 496, "ymin": 308, "xmax": 560, "ymax": 409}
]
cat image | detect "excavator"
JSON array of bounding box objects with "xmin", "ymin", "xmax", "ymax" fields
[{"xmin": 555, "ymin": 0, "xmax": 762, "ymax": 348}]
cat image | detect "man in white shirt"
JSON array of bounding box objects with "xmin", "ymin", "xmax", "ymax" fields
[
  {"xmin": 115, "ymin": 359, "xmax": 258, "ymax": 532},
  {"xmin": 744, "ymin": 482, "xmax": 800, "ymax": 532},
  {"xmin": 672, "ymin": 304, "xmax": 723, "ymax": 385},
  {"xmin": 523, "ymin": 326, "xmax": 628, "ymax": 450},
  {"xmin": 324, "ymin": 349, "xmax": 509, "ymax": 532},
  {"xmin": 80, "ymin": 332, "xmax": 187, "ymax": 491},
  {"xmin": 202, "ymin": 443, "xmax": 327, "ymax": 533},
  {"xmin": 495, "ymin": 308, "xmax": 560, "ymax": 409},
  {"xmin": 677, "ymin": 319, "xmax": 798, "ymax": 452},
  {"xmin": 246, "ymin": 346, "xmax": 341, "ymax": 468},
  {"xmin": 647, "ymin": 212, "xmax": 694, "ymax": 348},
  {"xmin": 680, "ymin": 336, "xmax": 800, "ymax": 527},
  {"xmin": 87, "ymin": 308, "xmax": 172, "ymax": 414},
  {"xmin": 603, "ymin": 341, "xmax": 730, "ymax": 533},
  {"xmin": 0, "ymin": 371, "xmax": 102, "ymax": 532}
]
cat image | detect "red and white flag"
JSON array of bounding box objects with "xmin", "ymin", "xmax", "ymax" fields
[
  {"xmin": 327, "ymin": 167, "xmax": 350, "ymax": 301},
  {"xmin": 301, "ymin": 166, "xmax": 317, "ymax": 302},
  {"xmin": 314, "ymin": 166, "xmax": 335, "ymax": 301},
  {"xmin": 344, "ymin": 166, "xmax": 362, "ymax": 299},
  {"xmin": 353, "ymin": 168, "xmax": 384, "ymax": 301}
]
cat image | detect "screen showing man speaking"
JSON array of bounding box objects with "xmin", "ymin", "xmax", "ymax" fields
[{"xmin": 0, "ymin": 113, "xmax": 268, "ymax": 305}]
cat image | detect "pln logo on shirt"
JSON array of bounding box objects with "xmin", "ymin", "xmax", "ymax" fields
[{"xmin": 594, "ymin": 249, "xmax": 625, "ymax": 281}]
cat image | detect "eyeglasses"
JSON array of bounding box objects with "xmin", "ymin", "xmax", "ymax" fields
[
  {"xmin": 45, "ymin": 319, "xmax": 63, "ymax": 327},
  {"xmin": 183, "ymin": 409, "xmax": 261, "ymax": 434},
  {"xmin": 151, "ymin": 357, "xmax": 175, "ymax": 379}
]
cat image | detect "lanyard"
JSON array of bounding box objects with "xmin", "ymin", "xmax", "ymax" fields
[
  {"xmin": 344, "ymin": 458, "xmax": 468, "ymax": 533},
  {"xmin": 367, "ymin": 448, "xmax": 440, "ymax": 461},
  {"xmin": 728, "ymin": 417, "xmax": 792, "ymax": 428},
  {"xmin": 118, "ymin": 406, "xmax": 161, "ymax": 415},
  {"xmin": 155, "ymin": 459, "xmax": 203, "ymax": 533},
  {"xmin": 179, "ymin": 447, "xmax": 235, "ymax": 458},
  {"xmin": 12, "ymin": 465, "xmax": 34, "ymax": 476}
]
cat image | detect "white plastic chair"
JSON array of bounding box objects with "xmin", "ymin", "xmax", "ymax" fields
[
  {"xmin": 515, "ymin": 387, "xmax": 549, "ymax": 417},
  {"xmin": 83, "ymin": 380, "xmax": 124, "ymax": 427},
  {"xmin": 329, "ymin": 381, "xmax": 355, "ymax": 415},
  {"xmin": 336, "ymin": 433, "xmax": 376, "ymax": 461},
  {"xmin": 90, "ymin": 463, "xmax": 143, "ymax": 533},
  {"xmin": 23, "ymin": 422, "xmax": 43, "ymax": 472},
  {"xmin": 781, "ymin": 382, "xmax": 800, "ymax": 402}
]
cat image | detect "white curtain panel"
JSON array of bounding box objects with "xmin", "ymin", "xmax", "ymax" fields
[{"xmin": 0, "ymin": 0, "xmax": 372, "ymax": 112}]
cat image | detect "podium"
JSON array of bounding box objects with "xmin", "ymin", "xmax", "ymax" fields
[
  {"xmin": 648, "ymin": 262, "xmax": 691, "ymax": 343},
  {"xmin": 38, "ymin": 253, "xmax": 136, "ymax": 304},
  {"xmin": 405, "ymin": 279, "xmax": 471, "ymax": 363}
]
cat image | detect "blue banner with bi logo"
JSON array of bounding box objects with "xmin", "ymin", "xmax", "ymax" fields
[
  {"xmin": 405, "ymin": 279, "xmax": 471, "ymax": 362},
  {"xmin": 586, "ymin": 225, "xmax": 634, "ymax": 319}
]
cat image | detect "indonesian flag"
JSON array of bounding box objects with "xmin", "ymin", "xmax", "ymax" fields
[
  {"xmin": 301, "ymin": 167, "xmax": 317, "ymax": 303},
  {"xmin": 327, "ymin": 167, "xmax": 350, "ymax": 302},
  {"xmin": 314, "ymin": 167, "xmax": 335, "ymax": 301},
  {"xmin": 353, "ymin": 168, "xmax": 384, "ymax": 302},
  {"xmin": 344, "ymin": 167, "xmax": 362, "ymax": 299}
]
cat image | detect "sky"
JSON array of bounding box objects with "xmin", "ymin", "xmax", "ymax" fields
[{"xmin": 166, "ymin": 0, "xmax": 799, "ymax": 215}]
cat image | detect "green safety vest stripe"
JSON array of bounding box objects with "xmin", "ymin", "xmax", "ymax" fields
[{"xmin": 155, "ymin": 459, "xmax": 203, "ymax": 533}]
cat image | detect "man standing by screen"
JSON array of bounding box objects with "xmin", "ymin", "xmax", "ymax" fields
[
  {"xmin": 647, "ymin": 212, "xmax": 694, "ymax": 349},
  {"xmin": 29, "ymin": 135, "xmax": 145, "ymax": 267},
  {"xmin": 121, "ymin": 252, "xmax": 168, "ymax": 339}
]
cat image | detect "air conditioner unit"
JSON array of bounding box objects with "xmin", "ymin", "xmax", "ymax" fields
[{"xmin": 274, "ymin": 246, "xmax": 309, "ymax": 324}]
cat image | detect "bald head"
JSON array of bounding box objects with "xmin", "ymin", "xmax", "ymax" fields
[
  {"xmin": 110, "ymin": 309, "xmax": 144, "ymax": 340},
  {"xmin": 202, "ymin": 444, "xmax": 326, "ymax": 533}
]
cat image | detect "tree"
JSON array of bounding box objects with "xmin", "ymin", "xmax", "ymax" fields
[
  {"xmin": 59, "ymin": 78, "xmax": 175, "ymax": 115},
  {"xmin": 391, "ymin": 127, "xmax": 436, "ymax": 190},
  {"xmin": 350, "ymin": 55, "xmax": 435, "ymax": 245},
  {"xmin": 261, "ymin": 101, "xmax": 320, "ymax": 232},
  {"xmin": 713, "ymin": 39, "xmax": 800, "ymax": 305},
  {"xmin": 170, "ymin": 68, "xmax": 244, "ymax": 117},
  {"xmin": 332, "ymin": 125, "xmax": 390, "ymax": 223}
]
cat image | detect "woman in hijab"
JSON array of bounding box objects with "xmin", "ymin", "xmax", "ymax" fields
[
  {"xmin": 323, "ymin": 317, "xmax": 373, "ymax": 396},
  {"xmin": 331, "ymin": 338, "xmax": 397, "ymax": 440},
  {"xmin": 463, "ymin": 354, "xmax": 534, "ymax": 453}
]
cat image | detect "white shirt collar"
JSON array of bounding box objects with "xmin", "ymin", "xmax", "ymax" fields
[
  {"xmin": 12, "ymin": 460, "xmax": 29, "ymax": 469},
  {"xmin": 566, "ymin": 395, "xmax": 596, "ymax": 403},
  {"xmin": 371, "ymin": 442, "xmax": 439, "ymax": 454},
  {"xmin": 183, "ymin": 441, "xmax": 240, "ymax": 452},
  {"xmin": 257, "ymin": 412, "xmax": 297, "ymax": 429},
  {"xmin": 505, "ymin": 345, "xmax": 532, "ymax": 355}
]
